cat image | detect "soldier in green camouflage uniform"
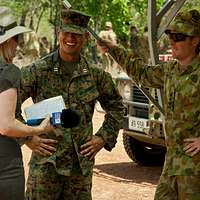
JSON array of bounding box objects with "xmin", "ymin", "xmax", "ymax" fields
[
  {"xmin": 19, "ymin": 9, "xmax": 124, "ymax": 200},
  {"xmin": 97, "ymin": 10, "xmax": 200, "ymax": 200}
]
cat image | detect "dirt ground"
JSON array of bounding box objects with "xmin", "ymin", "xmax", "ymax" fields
[{"xmin": 22, "ymin": 109, "xmax": 162, "ymax": 200}]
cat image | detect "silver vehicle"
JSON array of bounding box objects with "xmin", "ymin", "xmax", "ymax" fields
[{"xmin": 116, "ymin": 70, "xmax": 166, "ymax": 165}]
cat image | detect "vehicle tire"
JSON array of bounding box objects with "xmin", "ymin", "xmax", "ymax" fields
[{"xmin": 122, "ymin": 132, "xmax": 166, "ymax": 166}]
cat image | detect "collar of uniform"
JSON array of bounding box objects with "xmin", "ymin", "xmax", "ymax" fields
[
  {"xmin": 189, "ymin": 54, "xmax": 200, "ymax": 69},
  {"xmin": 178, "ymin": 55, "xmax": 200, "ymax": 75},
  {"xmin": 52, "ymin": 48, "xmax": 59, "ymax": 62},
  {"xmin": 182, "ymin": 55, "xmax": 200, "ymax": 74},
  {"xmin": 54, "ymin": 51, "xmax": 90, "ymax": 77},
  {"xmin": 71, "ymin": 55, "xmax": 90, "ymax": 78},
  {"xmin": 78, "ymin": 55, "xmax": 90, "ymax": 74}
]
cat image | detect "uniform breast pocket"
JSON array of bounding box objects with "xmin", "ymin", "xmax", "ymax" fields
[
  {"xmin": 173, "ymin": 76, "xmax": 200, "ymax": 120},
  {"xmin": 74, "ymin": 87, "xmax": 99, "ymax": 125},
  {"xmin": 38, "ymin": 73, "xmax": 64, "ymax": 97},
  {"xmin": 177, "ymin": 74, "xmax": 198, "ymax": 97}
]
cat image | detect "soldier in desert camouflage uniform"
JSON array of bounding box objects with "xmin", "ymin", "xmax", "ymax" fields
[
  {"xmin": 98, "ymin": 22, "xmax": 118, "ymax": 74},
  {"xmin": 19, "ymin": 9, "xmax": 124, "ymax": 200},
  {"xmin": 98, "ymin": 10, "xmax": 200, "ymax": 200}
]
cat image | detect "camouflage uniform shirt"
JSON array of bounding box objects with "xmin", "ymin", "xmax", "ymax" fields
[
  {"xmin": 19, "ymin": 50, "xmax": 124, "ymax": 176},
  {"xmin": 109, "ymin": 46, "xmax": 200, "ymax": 176}
]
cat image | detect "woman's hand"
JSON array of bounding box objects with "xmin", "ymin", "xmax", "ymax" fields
[{"xmin": 38, "ymin": 115, "xmax": 54, "ymax": 134}]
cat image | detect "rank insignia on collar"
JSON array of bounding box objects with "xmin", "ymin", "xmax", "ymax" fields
[
  {"xmin": 54, "ymin": 66, "xmax": 59, "ymax": 72},
  {"xmin": 53, "ymin": 67, "xmax": 58, "ymax": 73},
  {"xmin": 82, "ymin": 68, "xmax": 88, "ymax": 73}
]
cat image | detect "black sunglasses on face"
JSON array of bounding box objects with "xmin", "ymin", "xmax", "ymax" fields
[{"xmin": 168, "ymin": 33, "xmax": 189, "ymax": 42}]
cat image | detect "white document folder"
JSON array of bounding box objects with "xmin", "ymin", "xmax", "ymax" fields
[{"xmin": 24, "ymin": 96, "xmax": 66, "ymax": 120}]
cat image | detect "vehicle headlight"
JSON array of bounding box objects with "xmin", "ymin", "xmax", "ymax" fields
[{"xmin": 122, "ymin": 84, "xmax": 132, "ymax": 100}]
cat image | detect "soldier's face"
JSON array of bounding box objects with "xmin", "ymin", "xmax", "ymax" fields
[
  {"xmin": 169, "ymin": 35, "xmax": 198, "ymax": 61},
  {"xmin": 58, "ymin": 31, "xmax": 87, "ymax": 58}
]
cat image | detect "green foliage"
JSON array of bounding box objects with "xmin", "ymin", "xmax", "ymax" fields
[
  {"xmin": 182, "ymin": 1, "xmax": 200, "ymax": 12},
  {"xmin": 67, "ymin": 0, "xmax": 132, "ymax": 40}
]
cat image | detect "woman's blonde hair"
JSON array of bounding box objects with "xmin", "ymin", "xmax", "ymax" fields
[{"xmin": 0, "ymin": 38, "xmax": 16, "ymax": 63}]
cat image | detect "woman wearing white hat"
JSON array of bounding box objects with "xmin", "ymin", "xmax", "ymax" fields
[{"xmin": 0, "ymin": 7, "xmax": 53, "ymax": 200}]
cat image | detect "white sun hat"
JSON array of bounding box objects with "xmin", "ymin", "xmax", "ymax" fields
[{"xmin": 0, "ymin": 6, "xmax": 31, "ymax": 44}]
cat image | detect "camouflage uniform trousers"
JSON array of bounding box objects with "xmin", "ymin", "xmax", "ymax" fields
[
  {"xmin": 154, "ymin": 174, "xmax": 200, "ymax": 200},
  {"xmin": 25, "ymin": 163, "xmax": 92, "ymax": 200}
]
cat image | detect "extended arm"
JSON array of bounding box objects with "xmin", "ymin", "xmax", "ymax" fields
[
  {"xmin": 80, "ymin": 68, "xmax": 124, "ymax": 160},
  {"xmin": 97, "ymin": 39, "xmax": 164, "ymax": 89},
  {"xmin": 0, "ymin": 88, "xmax": 52, "ymax": 137},
  {"xmin": 80, "ymin": 68, "xmax": 124, "ymax": 159}
]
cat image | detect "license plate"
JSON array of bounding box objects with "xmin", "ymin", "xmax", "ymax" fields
[{"xmin": 128, "ymin": 116, "xmax": 149, "ymax": 131}]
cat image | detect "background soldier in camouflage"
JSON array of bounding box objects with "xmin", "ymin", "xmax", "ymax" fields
[
  {"xmin": 129, "ymin": 25, "xmax": 139, "ymax": 52},
  {"xmin": 39, "ymin": 36, "xmax": 50, "ymax": 57},
  {"xmin": 137, "ymin": 26, "xmax": 150, "ymax": 64},
  {"xmin": 99, "ymin": 21, "xmax": 117, "ymax": 47},
  {"xmin": 98, "ymin": 9, "xmax": 200, "ymax": 200},
  {"xmin": 19, "ymin": 9, "xmax": 124, "ymax": 200},
  {"xmin": 98, "ymin": 21, "xmax": 118, "ymax": 75}
]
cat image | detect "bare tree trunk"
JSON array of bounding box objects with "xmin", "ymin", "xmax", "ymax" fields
[
  {"xmin": 29, "ymin": 16, "xmax": 34, "ymax": 30},
  {"xmin": 35, "ymin": 8, "xmax": 45, "ymax": 33},
  {"xmin": 19, "ymin": 14, "xmax": 26, "ymax": 26},
  {"xmin": 52, "ymin": 0, "xmax": 60, "ymax": 50},
  {"xmin": 18, "ymin": 13, "xmax": 28, "ymax": 48}
]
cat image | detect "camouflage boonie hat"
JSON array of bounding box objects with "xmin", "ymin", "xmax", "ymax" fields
[
  {"xmin": 60, "ymin": 9, "xmax": 90, "ymax": 34},
  {"xmin": 165, "ymin": 9, "xmax": 200, "ymax": 36}
]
